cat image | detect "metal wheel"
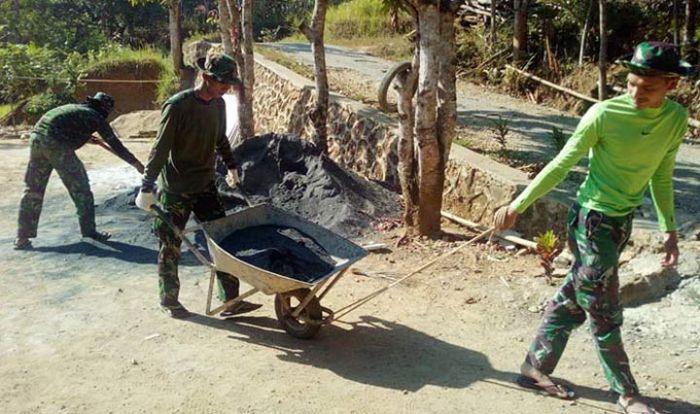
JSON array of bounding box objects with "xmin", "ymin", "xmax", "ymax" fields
[
  {"xmin": 274, "ymin": 288, "xmax": 322, "ymax": 339},
  {"xmin": 377, "ymin": 61, "xmax": 412, "ymax": 113}
]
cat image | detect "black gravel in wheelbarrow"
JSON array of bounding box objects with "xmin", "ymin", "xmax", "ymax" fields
[{"xmin": 218, "ymin": 225, "xmax": 336, "ymax": 283}]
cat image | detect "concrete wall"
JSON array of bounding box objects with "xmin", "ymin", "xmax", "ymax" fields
[{"xmin": 251, "ymin": 54, "xmax": 568, "ymax": 238}]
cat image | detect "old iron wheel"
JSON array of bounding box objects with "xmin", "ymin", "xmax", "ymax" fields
[
  {"xmin": 377, "ymin": 61, "xmax": 412, "ymax": 113},
  {"xmin": 274, "ymin": 288, "xmax": 322, "ymax": 339}
]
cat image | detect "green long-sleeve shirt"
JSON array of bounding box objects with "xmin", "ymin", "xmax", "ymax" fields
[
  {"xmin": 143, "ymin": 89, "xmax": 236, "ymax": 194},
  {"xmin": 32, "ymin": 103, "xmax": 139, "ymax": 165},
  {"xmin": 511, "ymin": 94, "xmax": 687, "ymax": 231}
]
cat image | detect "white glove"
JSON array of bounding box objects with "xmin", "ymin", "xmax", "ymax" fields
[
  {"xmin": 226, "ymin": 169, "xmax": 240, "ymax": 187},
  {"xmin": 135, "ymin": 189, "xmax": 156, "ymax": 212}
]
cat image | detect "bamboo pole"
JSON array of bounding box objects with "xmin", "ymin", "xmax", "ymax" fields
[
  {"xmin": 441, "ymin": 210, "xmax": 537, "ymax": 250},
  {"xmin": 505, "ymin": 64, "xmax": 599, "ymax": 103}
]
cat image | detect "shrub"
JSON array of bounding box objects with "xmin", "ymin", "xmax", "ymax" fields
[
  {"xmin": 24, "ymin": 90, "xmax": 76, "ymax": 119},
  {"xmin": 326, "ymin": 0, "xmax": 410, "ymax": 39}
]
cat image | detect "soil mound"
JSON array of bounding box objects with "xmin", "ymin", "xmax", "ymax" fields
[
  {"xmin": 110, "ymin": 110, "xmax": 161, "ymax": 140},
  {"xmin": 220, "ymin": 133, "xmax": 400, "ymax": 237}
]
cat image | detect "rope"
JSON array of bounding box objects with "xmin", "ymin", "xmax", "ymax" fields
[{"xmin": 332, "ymin": 227, "xmax": 495, "ymax": 321}]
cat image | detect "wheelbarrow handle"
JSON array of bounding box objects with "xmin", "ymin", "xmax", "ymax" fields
[{"xmin": 151, "ymin": 205, "xmax": 215, "ymax": 269}]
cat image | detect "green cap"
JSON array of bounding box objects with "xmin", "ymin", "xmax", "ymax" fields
[
  {"xmin": 195, "ymin": 53, "xmax": 241, "ymax": 85},
  {"xmin": 86, "ymin": 92, "xmax": 114, "ymax": 112},
  {"xmin": 618, "ymin": 41, "xmax": 694, "ymax": 77}
]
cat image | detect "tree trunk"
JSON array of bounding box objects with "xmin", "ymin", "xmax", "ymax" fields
[
  {"xmin": 437, "ymin": 5, "xmax": 457, "ymax": 171},
  {"xmin": 300, "ymin": 0, "xmax": 330, "ymax": 154},
  {"xmin": 490, "ymin": 0, "xmax": 497, "ymax": 50},
  {"xmin": 598, "ymin": 0, "xmax": 607, "ymax": 100},
  {"xmin": 238, "ymin": 0, "xmax": 256, "ymax": 139},
  {"xmin": 685, "ymin": 0, "xmax": 698, "ymax": 62},
  {"xmin": 673, "ymin": 0, "xmax": 681, "ymax": 45},
  {"xmin": 218, "ymin": 0, "xmax": 234, "ymax": 55},
  {"xmin": 415, "ymin": 3, "xmax": 442, "ymax": 236},
  {"xmin": 168, "ymin": 0, "xmax": 185, "ymax": 88},
  {"xmin": 513, "ymin": 0, "xmax": 529, "ymax": 63},
  {"xmin": 578, "ymin": 0, "xmax": 593, "ymax": 66},
  {"xmin": 11, "ymin": 0, "xmax": 21, "ymax": 42},
  {"xmin": 397, "ymin": 19, "xmax": 420, "ymax": 230}
]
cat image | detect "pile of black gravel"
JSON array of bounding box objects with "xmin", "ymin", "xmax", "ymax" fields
[
  {"xmin": 97, "ymin": 133, "xmax": 399, "ymax": 249},
  {"xmin": 218, "ymin": 225, "xmax": 336, "ymax": 282},
  {"xmin": 218, "ymin": 133, "xmax": 399, "ymax": 237}
]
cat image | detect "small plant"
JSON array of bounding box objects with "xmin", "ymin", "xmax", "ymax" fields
[
  {"xmin": 489, "ymin": 115, "xmax": 510, "ymax": 156},
  {"xmin": 534, "ymin": 229, "xmax": 562, "ymax": 284},
  {"xmin": 549, "ymin": 126, "xmax": 569, "ymax": 151}
]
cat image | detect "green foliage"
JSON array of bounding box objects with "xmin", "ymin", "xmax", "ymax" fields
[
  {"xmin": 326, "ymin": 0, "xmax": 410, "ymax": 38},
  {"xmin": 488, "ymin": 115, "xmax": 510, "ymax": 155},
  {"xmin": 24, "ymin": 90, "xmax": 76, "ymax": 118},
  {"xmin": 534, "ymin": 229, "xmax": 561, "ymax": 283},
  {"xmin": 549, "ymin": 126, "xmax": 569, "ymax": 151},
  {"xmin": 0, "ymin": 103, "xmax": 12, "ymax": 119},
  {"xmin": 534, "ymin": 230, "xmax": 559, "ymax": 255},
  {"xmin": 0, "ymin": 43, "xmax": 81, "ymax": 104}
]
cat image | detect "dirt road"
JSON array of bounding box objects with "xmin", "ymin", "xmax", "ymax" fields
[{"xmin": 1, "ymin": 132, "xmax": 699, "ymax": 413}]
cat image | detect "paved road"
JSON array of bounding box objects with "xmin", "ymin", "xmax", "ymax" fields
[{"xmin": 262, "ymin": 42, "xmax": 700, "ymax": 233}]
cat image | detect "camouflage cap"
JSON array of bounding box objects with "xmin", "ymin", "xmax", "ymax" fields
[
  {"xmin": 618, "ymin": 41, "xmax": 694, "ymax": 77},
  {"xmin": 195, "ymin": 52, "xmax": 241, "ymax": 85},
  {"xmin": 86, "ymin": 92, "xmax": 115, "ymax": 112}
]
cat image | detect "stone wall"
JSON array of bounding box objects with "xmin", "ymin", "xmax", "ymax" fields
[{"xmin": 252, "ymin": 54, "xmax": 568, "ymax": 238}]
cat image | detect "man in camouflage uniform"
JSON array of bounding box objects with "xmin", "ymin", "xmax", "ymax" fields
[
  {"xmin": 15, "ymin": 92, "xmax": 144, "ymax": 250},
  {"xmin": 494, "ymin": 42, "xmax": 691, "ymax": 414},
  {"xmin": 135, "ymin": 52, "xmax": 260, "ymax": 319}
]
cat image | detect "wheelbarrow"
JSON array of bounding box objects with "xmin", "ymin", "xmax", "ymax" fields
[{"xmin": 152, "ymin": 203, "xmax": 367, "ymax": 339}]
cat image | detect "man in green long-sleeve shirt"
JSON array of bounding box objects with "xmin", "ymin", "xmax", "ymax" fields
[
  {"xmin": 494, "ymin": 42, "xmax": 692, "ymax": 414},
  {"xmin": 135, "ymin": 52, "xmax": 260, "ymax": 319},
  {"xmin": 14, "ymin": 92, "xmax": 144, "ymax": 250}
]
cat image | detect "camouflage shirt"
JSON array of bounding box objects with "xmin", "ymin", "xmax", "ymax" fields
[
  {"xmin": 32, "ymin": 103, "xmax": 139, "ymax": 165},
  {"xmin": 142, "ymin": 89, "xmax": 236, "ymax": 194}
]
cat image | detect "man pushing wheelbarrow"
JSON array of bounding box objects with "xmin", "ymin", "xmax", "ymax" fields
[{"xmin": 136, "ymin": 52, "xmax": 260, "ymax": 319}]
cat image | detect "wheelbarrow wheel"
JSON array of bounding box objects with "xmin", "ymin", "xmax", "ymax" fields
[{"xmin": 274, "ymin": 288, "xmax": 322, "ymax": 339}]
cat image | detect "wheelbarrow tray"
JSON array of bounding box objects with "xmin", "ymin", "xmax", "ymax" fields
[{"xmin": 199, "ymin": 204, "xmax": 367, "ymax": 295}]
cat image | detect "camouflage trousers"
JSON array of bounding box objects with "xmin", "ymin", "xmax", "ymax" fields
[
  {"xmin": 525, "ymin": 203, "xmax": 638, "ymax": 396},
  {"xmin": 154, "ymin": 185, "xmax": 239, "ymax": 309},
  {"xmin": 17, "ymin": 134, "xmax": 96, "ymax": 239}
]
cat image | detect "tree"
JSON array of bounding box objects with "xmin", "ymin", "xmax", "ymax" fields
[
  {"xmin": 130, "ymin": 0, "xmax": 186, "ymax": 88},
  {"xmin": 513, "ymin": 0, "xmax": 530, "ymax": 63},
  {"xmin": 221, "ymin": 0, "xmax": 255, "ymax": 141},
  {"xmin": 300, "ymin": 0, "xmax": 330, "ymax": 154},
  {"xmin": 598, "ymin": 0, "xmax": 607, "ymax": 100},
  {"xmin": 684, "ymin": 0, "xmax": 698, "ymax": 62},
  {"xmin": 387, "ymin": 0, "xmax": 460, "ymax": 237}
]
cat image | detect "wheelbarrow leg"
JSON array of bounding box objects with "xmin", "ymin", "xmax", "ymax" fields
[
  {"xmin": 291, "ymin": 279, "xmax": 328, "ymax": 319},
  {"xmin": 206, "ymin": 286, "xmax": 259, "ymax": 316}
]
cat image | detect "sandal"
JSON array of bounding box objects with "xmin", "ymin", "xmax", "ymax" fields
[
  {"xmin": 618, "ymin": 396, "xmax": 659, "ymax": 414},
  {"xmin": 84, "ymin": 231, "xmax": 112, "ymax": 242},
  {"xmin": 516, "ymin": 375, "xmax": 576, "ymax": 400},
  {"xmin": 13, "ymin": 237, "xmax": 32, "ymax": 250},
  {"xmin": 220, "ymin": 301, "xmax": 262, "ymax": 318}
]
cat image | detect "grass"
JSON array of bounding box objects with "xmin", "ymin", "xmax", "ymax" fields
[
  {"xmin": 83, "ymin": 44, "xmax": 177, "ymax": 104},
  {"xmin": 0, "ymin": 103, "xmax": 12, "ymax": 119},
  {"xmin": 255, "ymin": 45, "xmax": 315, "ymax": 80}
]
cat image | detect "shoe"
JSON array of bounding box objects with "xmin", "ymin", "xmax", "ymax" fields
[
  {"xmin": 161, "ymin": 305, "xmax": 193, "ymax": 319},
  {"xmin": 13, "ymin": 238, "xmax": 32, "ymax": 250},
  {"xmin": 220, "ymin": 301, "xmax": 262, "ymax": 318},
  {"xmin": 84, "ymin": 231, "xmax": 112, "ymax": 242}
]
